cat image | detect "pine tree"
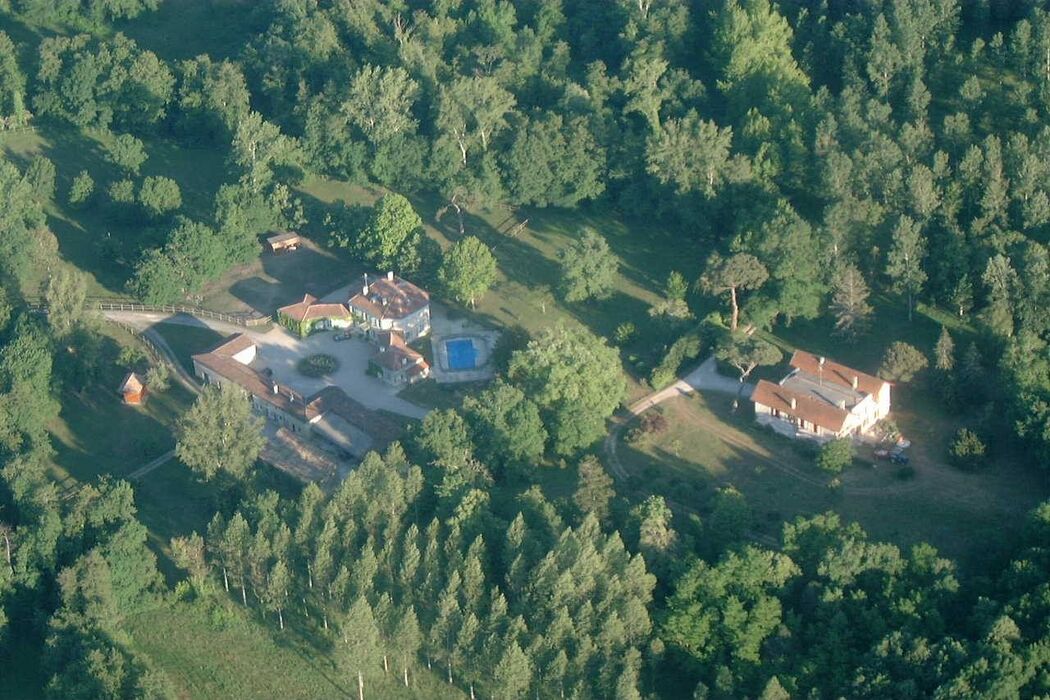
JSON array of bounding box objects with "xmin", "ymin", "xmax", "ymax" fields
[
  {"xmin": 885, "ymin": 215, "xmax": 927, "ymax": 321},
  {"xmin": 935, "ymin": 326, "xmax": 955, "ymax": 371},
  {"xmin": 339, "ymin": 596, "xmax": 381, "ymax": 677},
  {"xmin": 830, "ymin": 262, "xmax": 873, "ymax": 339},
  {"xmin": 573, "ymin": 455, "xmax": 615, "ymax": 525},
  {"xmin": 492, "ymin": 640, "xmax": 532, "ymax": 699}
]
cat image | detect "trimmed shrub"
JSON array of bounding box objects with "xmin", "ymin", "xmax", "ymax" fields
[
  {"xmin": 297, "ymin": 354, "xmax": 339, "ymax": 377},
  {"xmin": 650, "ymin": 333, "xmax": 702, "ymax": 389},
  {"xmin": 817, "ymin": 438, "xmax": 853, "ymax": 474},
  {"xmin": 949, "ymin": 428, "xmax": 986, "ymax": 470},
  {"xmin": 627, "ymin": 409, "xmax": 669, "ymax": 444}
]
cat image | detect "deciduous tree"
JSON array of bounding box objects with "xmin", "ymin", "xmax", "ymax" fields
[
  {"xmin": 438, "ymin": 235, "xmax": 497, "ymax": 308},
  {"xmin": 508, "ymin": 326, "xmax": 626, "ymax": 454},
  {"xmin": 559, "ymin": 229, "xmax": 618, "ymax": 302},
  {"xmin": 699, "ymin": 252, "xmax": 768, "ymax": 331},
  {"xmin": 175, "ymin": 384, "xmax": 265, "ymax": 481},
  {"xmin": 44, "ymin": 267, "xmax": 88, "ymax": 337}
]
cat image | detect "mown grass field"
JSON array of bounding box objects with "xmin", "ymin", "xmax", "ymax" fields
[
  {"xmin": 47, "ymin": 322, "xmax": 191, "ymax": 486},
  {"xmin": 126, "ymin": 599, "xmax": 463, "ymax": 700},
  {"xmin": 619, "ymin": 392, "xmax": 1047, "ymax": 568}
]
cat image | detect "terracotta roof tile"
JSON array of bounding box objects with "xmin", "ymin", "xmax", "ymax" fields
[
  {"xmin": 119, "ymin": 372, "xmax": 144, "ymax": 394},
  {"xmin": 789, "ymin": 350, "xmax": 887, "ymax": 396},
  {"xmin": 752, "ymin": 379, "xmax": 849, "ymax": 433},
  {"xmin": 206, "ymin": 333, "xmax": 256, "ymax": 358},
  {"xmin": 277, "ymin": 295, "xmax": 352, "ymax": 323},
  {"xmin": 348, "ymin": 276, "xmax": 429, "ymax": 321}
]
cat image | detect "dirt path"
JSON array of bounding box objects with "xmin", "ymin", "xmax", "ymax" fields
[{"xmin": 127, "ymin": 449, "xmax": 177, "ymax": 480}]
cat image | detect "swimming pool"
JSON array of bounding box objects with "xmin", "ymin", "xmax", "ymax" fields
[{"xmin": 445, "ymin": 338, "xmax": 478, "ymax": 370}]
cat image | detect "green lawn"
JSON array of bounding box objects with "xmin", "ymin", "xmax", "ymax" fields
[
  {"xmin": 149, "ymin": 322, "xmax": 226, "ymax": 374},
  {"xmin": 1, "ymin": 123, "xmax": 228, "ymax": 299},
  {"xmin": 619, "ymin": 392, "xmax": 1048, "ymax": 568},
  {"xmin": 47, "ymin": 323, "xmax": 193, "ymax": 485},
  {"xmin": 126, "ymin": 599, "xmax": 462, "ymax": 700}
]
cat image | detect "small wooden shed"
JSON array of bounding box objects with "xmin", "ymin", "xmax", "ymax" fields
[
  {"xmin": 119, "ymin": 372, "xmax": 146, "ymax": 405},
  {"xmin": 267, "ymin": 231, "xmax": 301, "ymax": 254}
]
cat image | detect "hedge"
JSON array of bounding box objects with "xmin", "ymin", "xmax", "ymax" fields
[{"xmin": 650, "ymin": 333, "xmax": 702, "ymax": 389}]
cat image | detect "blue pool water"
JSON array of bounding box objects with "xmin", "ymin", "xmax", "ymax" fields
[{"xmin": 445, "ymin": 338, "xmax": 478, "ymax": 370}]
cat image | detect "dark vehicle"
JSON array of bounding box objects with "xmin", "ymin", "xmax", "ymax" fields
[
  {"xmin": 332, "ymin": 332, "xmax": 352, "ymax": 342},
  {"xmin": 890, "ymin": 451, "xmax": 910, "ymax": 465}
]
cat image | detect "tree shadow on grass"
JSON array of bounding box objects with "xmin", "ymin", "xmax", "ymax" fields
[{"xmin": 49, "ymin": 330, "xmax": 182, "ymax": 482}]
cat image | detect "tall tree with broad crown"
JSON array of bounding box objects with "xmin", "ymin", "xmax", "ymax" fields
[
  {"xmin": 699, "ymin": 252, "xmax": 768, "ymax": 331},
  {"xmin": 175, "ymin": 384, "xmax": 265, "ymax": 481}
]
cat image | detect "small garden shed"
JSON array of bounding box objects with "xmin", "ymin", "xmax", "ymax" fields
[{"xmin": 119, "ymin": 372, "xmax": 146, "ymax": 405}]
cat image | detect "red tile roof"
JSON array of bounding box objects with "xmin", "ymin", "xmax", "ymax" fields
[
  {"xmin": 370, "ymin": 330, "xmax": 428, "ymax": 372},
  {"xmin": 119, "ymin": 372, "xmax": 144, "ymax": 394},
  {"xmin": 348, "ymin": 276, "xmax": 429, "ymax": 321},
  {"xmin": 193, "ymin": 334, "xmax": 307, "ymax": 417},
  {"xmin": 752, "ymin": 379, "xmax": 850, "ymax": 433},
  {"xmin": 277, "ymin": 295, "xmax": 353, "ymax": 323},
  {"xmin": 789, "ymin": 350, "xmax": 887, "ymax": 396},
  {"xmin": 206, "ymin": 332, "xmax": 256, "ymax": 358}
]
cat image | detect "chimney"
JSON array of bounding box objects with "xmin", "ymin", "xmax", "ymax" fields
[
  {"xmin": 789, "ymin": 397, "xmax": 797, "ymax": 410},
  {"xmin": 837, "ymin": 399, "xmax": 847, "ymax": 410},
  {"xmin": 271, "ymin": 382, "xmax": 278, "ymax": 394},
  {"xmin": 387, "ymin": 270, "xmax": 394, "ymax": 281},
  {"xmin": 362, "ymin": 273, "xmax": 369, "ymax": 297},
  {"xmin": 852, "ymin": 375, "xmax": 859, "ymax": 390}
]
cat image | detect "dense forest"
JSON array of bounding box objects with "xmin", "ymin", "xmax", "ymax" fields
[{"xmin": 2, "ymin": 0, "xmax": 1050, "ymax": 697}]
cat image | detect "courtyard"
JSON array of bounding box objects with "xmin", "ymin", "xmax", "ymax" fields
[{"xmin": 106, "ymin": 310, "xmax": 429, "ymax": 420}]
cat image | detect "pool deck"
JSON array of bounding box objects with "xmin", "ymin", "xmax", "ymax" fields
[{"xmin": 430, "ymin": 305, "xmax": 500, "ymax": 384}]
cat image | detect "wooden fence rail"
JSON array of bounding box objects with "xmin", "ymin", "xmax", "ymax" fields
[{"xmin": 26, "ymin": 296, "xmax": 272, "ymax": 328}]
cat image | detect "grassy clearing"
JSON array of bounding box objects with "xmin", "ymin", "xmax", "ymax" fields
[
  {"xmin": 149, "ymin": 322, "xmax": 226, "ymax": 373},
  {"xmin": 126, "ymin": 599, "xmax": 461, "ymax": 700},
  {"xmin": 47, "ymin": 322, "xmax": 193, "ymax": 485},
  {"xmin": 619, "ymin": 392, "xmax": 1047, "ymax": 568},
  {"xmin": 198, "ymin": 237, "xmax": 353, "ymax": 315},
  {"xmin": 1, "ymin": 123, "xmax": 228, "ymax": 299}
]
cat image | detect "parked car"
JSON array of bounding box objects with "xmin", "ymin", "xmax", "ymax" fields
[
  {"xmin": 890, "ymin": 451, "xmax": 910, "ymax": 465},
  {"xmin": 332, "ymin": 332, "xmax": 351, "ymax": 342}
]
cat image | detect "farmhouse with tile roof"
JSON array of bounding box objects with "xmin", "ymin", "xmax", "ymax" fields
[
  {"xmin": 752, "ymin": 350, "xmax": 891, "ymax": 441},
  {"xmin": 276, "ymin": 294, "xmax": 355, "ymax": 337},
  {"xmin": 369, "ymin": 330, "xmax": 430, "ymax": 386},
  {"xmin": 347, "ymin": 272, "xmax": 431, "ymax": 342},
  {"xmin": 191, "ymin": 333, "xmax": 383, "ymax": 460}
]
